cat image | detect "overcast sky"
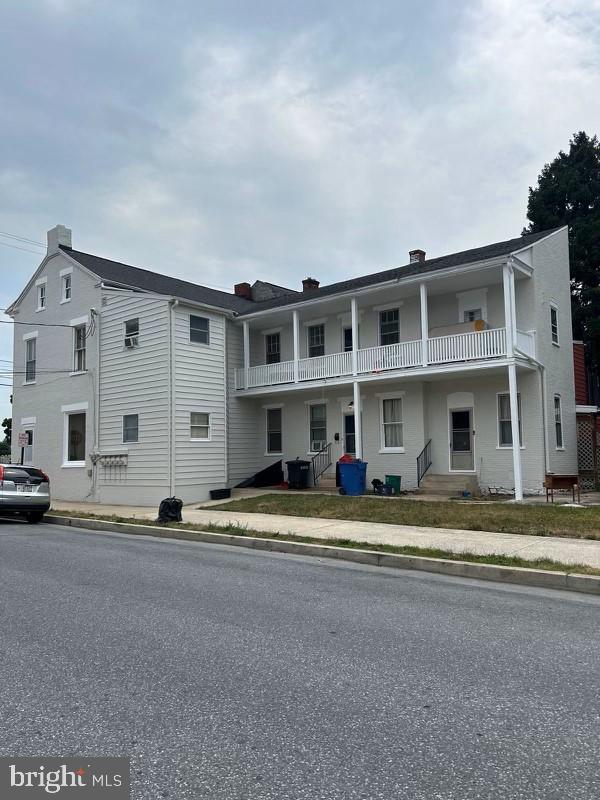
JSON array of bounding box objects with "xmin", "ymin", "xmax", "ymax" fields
[{"xmin": 1, "ymin": 0, "xmax": 600, "ymax": 423}]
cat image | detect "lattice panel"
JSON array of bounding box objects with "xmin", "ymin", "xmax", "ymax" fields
[{"xmin": 577, "ymin": 417, "xmax": 599, "ymax": 490}]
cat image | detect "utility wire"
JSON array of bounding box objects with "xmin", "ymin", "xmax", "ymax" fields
[
  {"xmin": 0, "ymin": 231, "xmax": 45, "ymax": 247},
  {"xmin": 0, "ymin": 240, "xmax": 45, "ymax": 255}
]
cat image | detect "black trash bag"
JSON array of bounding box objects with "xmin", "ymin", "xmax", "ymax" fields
[
  {"xmin": 157, "ymin": 496, "xmax": 183, "ymax": 523},
  {"xmin": 372, "ymin": 479, "xmax": 393, "ymax": 497}
]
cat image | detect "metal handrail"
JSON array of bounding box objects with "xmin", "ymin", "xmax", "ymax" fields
[
  {"xmin": 417, "ymin": 439, "xmax": 432, "ymax": 487},
  {"xmin": 312, "ymin": 442, "xmax": 332, "ymax": 485}
]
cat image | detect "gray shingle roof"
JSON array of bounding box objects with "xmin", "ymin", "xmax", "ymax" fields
[
  {"xmin": 60, "ymin": 246, "xmax": 255, "ymax": 313},
  {"xmin": 236, "ymin": 228, "xmax": 562, "ymax": 315},
  {"xmin": 60, "ymin": 227, "xmax": 561, "ymax": 317}
]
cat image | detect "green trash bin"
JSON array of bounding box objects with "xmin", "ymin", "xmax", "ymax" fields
[{"xmin": 385, "ymin": 475, "xmax": 401, "ymax": 495}]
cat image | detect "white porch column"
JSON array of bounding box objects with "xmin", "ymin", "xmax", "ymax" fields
[
  {"xmin": 502, "ymin": 262, "xmax": 514, "ymax": 356},
  {"xmin": 293, "ymin": 309, "xmax": 300, "ymax": 383},
  {"xmin": 353, "ymin": 380, "xmax": 362, "ymax": 460},
  {"xmin": 508, "ymin": 362, "xmax": 523, "ymax": 501},
  {"xmin": 351, "ymin": 296, "xmax": 359, "ymax": 376},
  {"xmin": 419, "ymin": 282, "xmax": 428, "ymax": 366},
  {"xmin": 509, "ymin": 258, "xmax": 518, "ymax": 340},
  {"xmin": 242, "ymin": 321, "xmax": 250, "ymax": 389}
]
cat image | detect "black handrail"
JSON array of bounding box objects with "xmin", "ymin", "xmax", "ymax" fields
[
  {"xmin": 312, "ymin": 442, "xmax": 332, "ymax": 485},
  {"xmin": 417, "ymin": 439, "xmax": 432, "ymax": 487}
]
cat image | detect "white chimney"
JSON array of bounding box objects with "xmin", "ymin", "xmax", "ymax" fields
[{"xmin": 47, "ymin": 224, "xmax": 72, "ymax": 254}]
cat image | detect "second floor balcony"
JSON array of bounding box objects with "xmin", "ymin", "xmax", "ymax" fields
[{"xmin": 234, "ymin": 256, "xmax": 537, "ymax": 392}]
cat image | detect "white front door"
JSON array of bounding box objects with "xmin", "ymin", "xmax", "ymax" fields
[{"xmin": 449, "ymin": 408, "xmax": 474, "ymax": 471}]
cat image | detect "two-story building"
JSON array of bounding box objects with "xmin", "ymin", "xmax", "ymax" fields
[{"xmin": 8, "ymin": 224, "xmax": 576, "ymax": 504}]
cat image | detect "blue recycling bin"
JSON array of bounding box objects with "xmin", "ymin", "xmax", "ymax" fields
[{"xmin": 338, "ymin": 460, "xmax": 368, "ymax": 496}]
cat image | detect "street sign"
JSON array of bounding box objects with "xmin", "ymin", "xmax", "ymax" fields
[{"xmin": 17, "ymin": 433, "xmax": 28, "ymax": 448}]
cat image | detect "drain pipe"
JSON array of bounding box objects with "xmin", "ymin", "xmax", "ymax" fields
[{"xmin": 168, "ymin": 299, "xmax": 178, "ymax": 497}]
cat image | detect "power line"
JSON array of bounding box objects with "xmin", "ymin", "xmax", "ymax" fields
[
  {"xmin": 0, "ymin": 240, "xmax": 45, "ymax": 255},
  {"xmin": 0, "ymin": 319, "xmax": 83, "ymax": 329},
  {"xmin": 0, "ymin": 231, "xmax": 45, "ymax": 247}
]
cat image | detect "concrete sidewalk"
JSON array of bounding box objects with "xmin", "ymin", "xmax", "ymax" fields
[{"xmin": 50, "ymin": 498, "xmax": 600, "ymax": 569}]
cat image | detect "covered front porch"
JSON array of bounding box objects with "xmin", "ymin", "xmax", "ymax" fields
[{"xmin": 246, "ymin": 360, "xmax": 538, "ymax": 502}]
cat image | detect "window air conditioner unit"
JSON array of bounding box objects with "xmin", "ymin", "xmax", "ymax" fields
[{"xmin": 124, "ymin": 336, "xmax": 138, "ymax": 349}]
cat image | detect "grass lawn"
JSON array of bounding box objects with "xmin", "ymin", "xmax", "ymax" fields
[
  {"xmin": 206, "ymin": 494, "xmax": 600, "ymax": 539},
  {"xmin": 49, "ymin": 510, "xmax": 600, "ymax": 576}
]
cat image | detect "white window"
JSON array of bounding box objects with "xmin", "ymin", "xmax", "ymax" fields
[
  {"xmin": 25, "ymin": 338, "xmax": 36, "ymax": 382},
  {"xmin": 380, "ymin": 397, "xmax": 403, "ymax": 449},
  {"xmin": 309, "ymin": 404, "xmax": 327, "ymax": 452},
  {"xmin": 66, "ymin": 412, "xmax": 86, "ymax": 464},
  {"xmin": 124, "ymin": 318, "xmax": 139, "ymax": 348},
  {"xmin": 265, "ymin": 332, "xmax": 281, "ymax": 364},
  {"xmin": 73, "ymin": 325, "xmax": 86, "ymax": 372},
  {"xmin": 266, "ymin": 407, "xmax": 283, "ymax": 454},
  {"xmin": 190, "ymin": 315, "xmax": 210, "ymax": 345},
  {"xmin": 550, "ymin": 305, "xmax": 559, "ymax": 345},
  {"xmin": 497, "ymin": 393, "xmax": 522, "ymax": 447},
  {"xmin": 554, "ymin": 395, "xmax": 563, "ymax": 448},
  {"xmin": 379, "ymin": 309, "xmax": 400, "ymax": 346},
  {"xmin": 190, "ymin": 412, "xmax": 210, "ymax": 440},
  {"xmin": 307, "ymin": 324, "xmax": 325, "ymax": 358},
  {"xmin": 123, "ymin": 414, "xmax": 139, "ymax": 443},
  {"xmin": 61, "ymin": 273, "xmax": 72, "ymax": 302},
  {"xmin": 37, "ymin": 283, "xmax": 46, "ymax": 310}
]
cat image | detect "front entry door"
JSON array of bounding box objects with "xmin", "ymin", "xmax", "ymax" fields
[
  {"xmin": 344, "ymin": 414, "xmax": 356, "ymax": 456},
  {"xmin": 449, "ymin": 408, "xmax": 474, "ymax": 471}
]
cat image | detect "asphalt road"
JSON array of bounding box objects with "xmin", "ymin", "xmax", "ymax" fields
[{"xmin": 1, "ymin": 521, "xmax": 599, "ymax": 800}]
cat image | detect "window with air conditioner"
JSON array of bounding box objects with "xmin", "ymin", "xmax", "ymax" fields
[{"xmin": 124, "ymin": 318, "xmax": 139, "ymax": 348}]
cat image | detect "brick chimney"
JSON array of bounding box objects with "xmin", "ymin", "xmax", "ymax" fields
[
  {"xmin": 234, "ymin": 282, "xmax": 252, "ymax": 299},
  {"xmin": 409, "ymin": 249, "xmax": 426, "ymax": 264},
  {"xmin": 302, "ymin": 277, "xmax": 320, "ymax": 292},
  {"xmin": 47, "ymin": 224, "xmax": 72, "ymax": 254}
]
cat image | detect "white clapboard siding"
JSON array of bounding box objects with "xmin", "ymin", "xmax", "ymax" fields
[
  {"xmin": 173, "ymin": 305, "xmax": 227, "ymax": 490},
  {"xmin": 226, "ymin": 322, "xmax": 262, "ymax": 486},
  {"xmin": 98, "ymin": 292, "xmax": 171, "ymax": 487}
]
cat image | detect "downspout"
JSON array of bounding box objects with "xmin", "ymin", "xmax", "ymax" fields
[
  {"xmin": 93, "ymin": 306, "xmax": 101, "ymax": 500},
  {"xmin": 223, "ymin": 319, "xmax": 229, "ymax": 488},
  {"xmin": 168, "ymin": 299, "xmax": 178, "ymax": 497}
]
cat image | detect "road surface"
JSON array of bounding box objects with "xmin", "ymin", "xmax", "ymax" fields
[{"xmin": 1, "ymin": 520, "xmax": 599, "ymax": 799}]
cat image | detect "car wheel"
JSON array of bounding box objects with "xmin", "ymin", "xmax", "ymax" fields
[{"xmin": 26, "ymin": 512, "xmax": 44, "ymax": 524}]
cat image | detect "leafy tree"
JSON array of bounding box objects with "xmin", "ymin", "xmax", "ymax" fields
[
  {"xmin": 0, "ymin": 440, "xmax": 9, "ymax": 457},
  {"xmin": 2, "ymin": 417, "xmax": 11, "ymax": 446},
  {"xmin": 524, "ymin": 131, "xmax": 600, "ymax": 389}
]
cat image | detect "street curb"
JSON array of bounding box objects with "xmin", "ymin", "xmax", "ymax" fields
[{"xmin": 44, "ymin": 515, "xmax": 600, "ymax": 596}]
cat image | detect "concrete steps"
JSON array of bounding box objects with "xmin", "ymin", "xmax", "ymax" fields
[{"xmin": 417, "ymin": 473, "xmax": 479, "ymax": 497}]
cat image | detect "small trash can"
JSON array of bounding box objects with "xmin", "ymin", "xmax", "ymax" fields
[
  {"xmin": 385, "ymin": 475, "xmax": 401, "ymax": 495},
  {"xmin": 338, "ymin": 460, "xmax": 368, "ymax": 496},
  {"xmin": 286, "ymin": 459, "xmax": 311, "ymax": 490}
]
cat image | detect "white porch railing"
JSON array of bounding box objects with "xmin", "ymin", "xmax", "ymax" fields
[
  {"xmin": 235, "ymin": 327, "xmax": 510, "ymax": 389},
  {"xmin": 357, "ymin": 339, "xmax": 422, "ymax": 374},
  {"xmin": 427, "ymin": 327, "xmax": 506, "ymax": 364},
  {"xmin": 516, "ymin": 329, "xmax": 536, "ymax": 359},
  {"xmin": 298, "ymin": 351, "xmax": 352, "ymax": 381},
  {"xmin": 237, "ymin": 359, "xmax": 295, "ymax": 389}
]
